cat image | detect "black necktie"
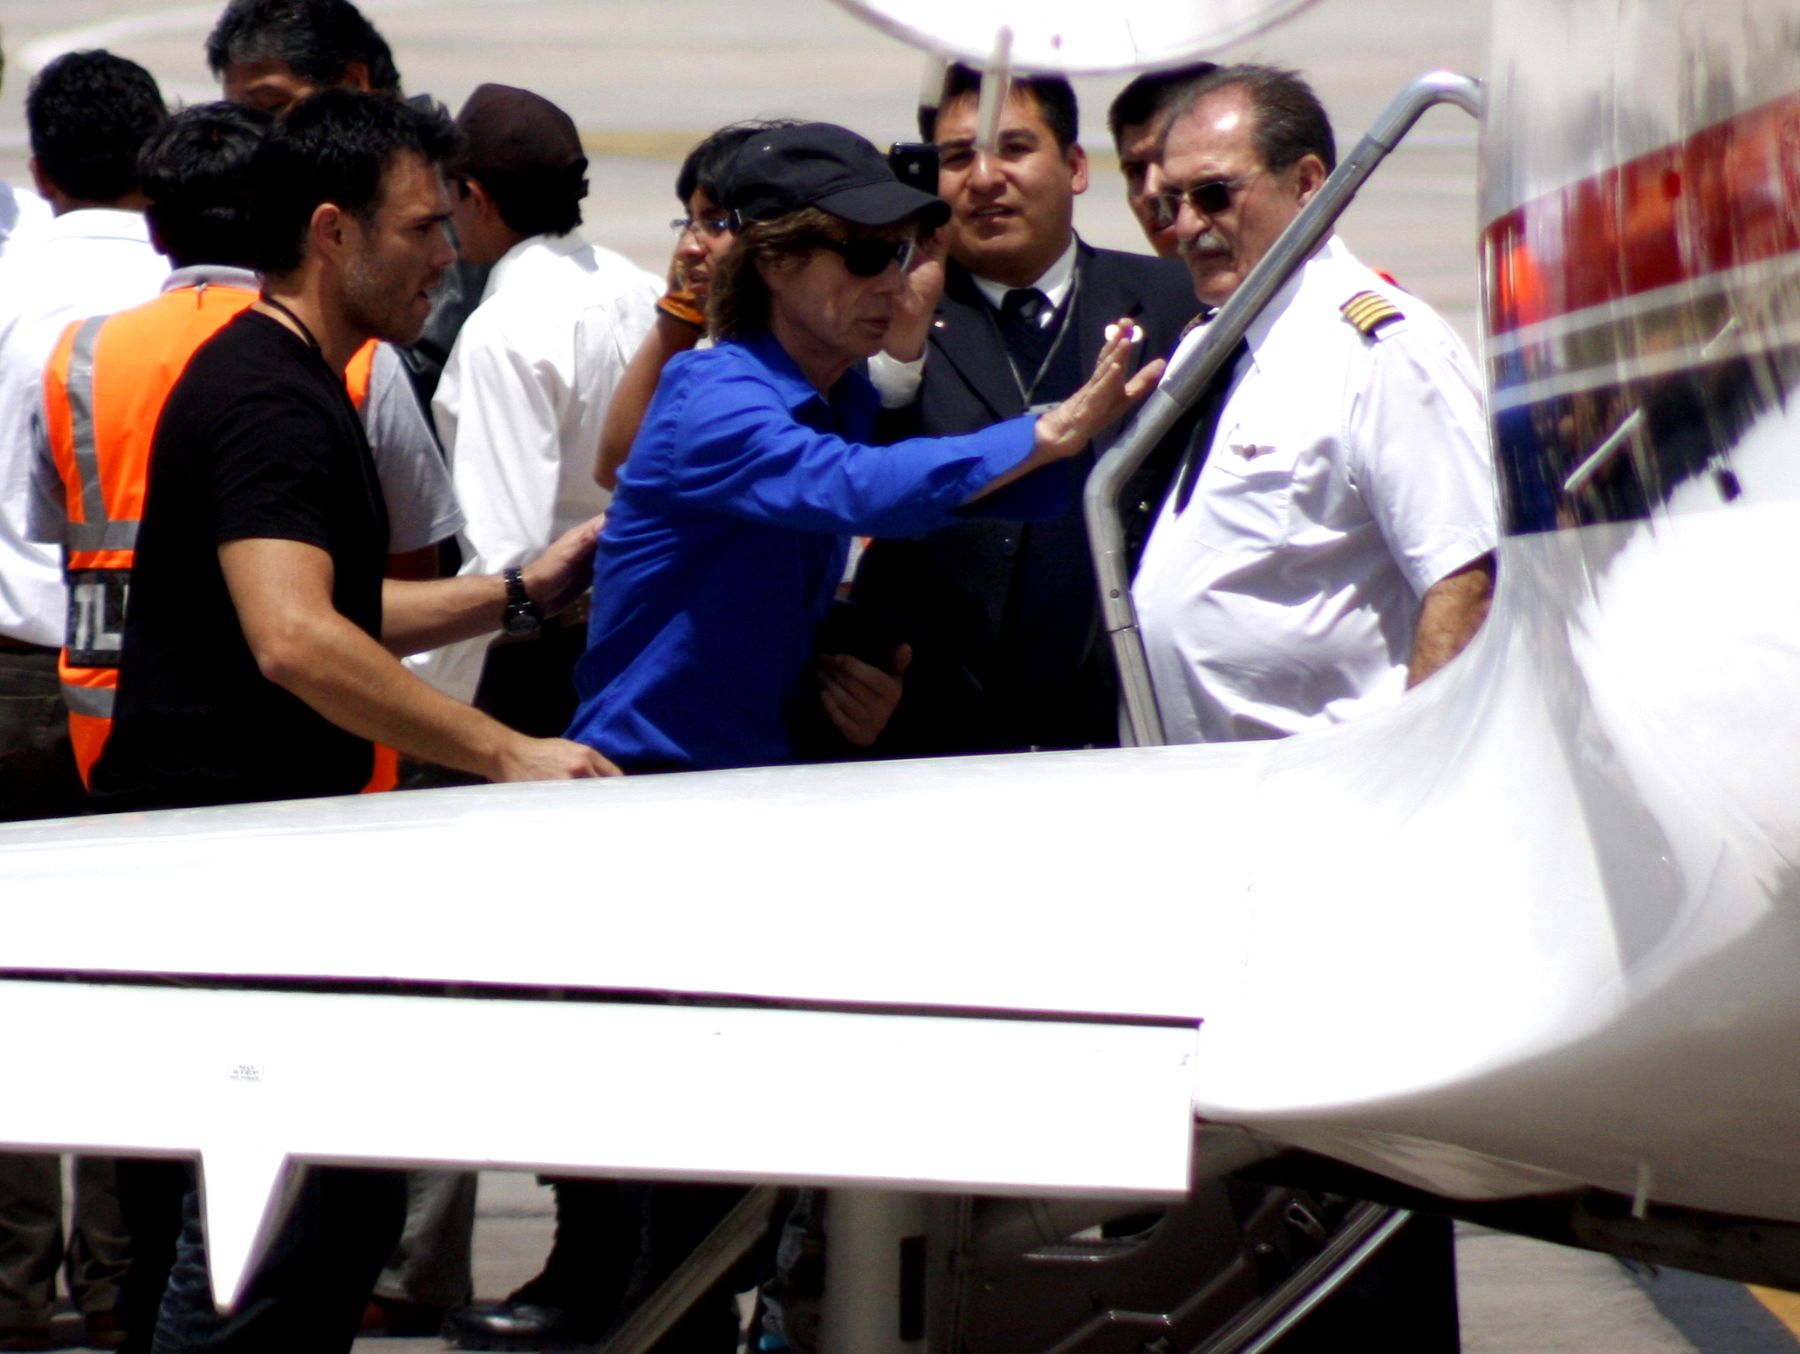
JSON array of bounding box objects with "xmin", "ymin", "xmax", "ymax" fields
[
  {"xmin": 997, "ymin": 287, "xmax": 1056, "ymax": 375},
  {"xmin": 1171, "ymin": 334, "xmax": 1249, "ymax": 514}
]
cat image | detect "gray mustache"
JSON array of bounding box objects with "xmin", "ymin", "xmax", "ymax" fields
[{"xmin": 1180, "ymin": 230, "xmax": 1230, "ymax": 257}]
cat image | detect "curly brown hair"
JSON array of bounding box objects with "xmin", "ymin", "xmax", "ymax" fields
[{"xmin": 706, "ymin": 206, "xmax": 843, "ymax": 341}]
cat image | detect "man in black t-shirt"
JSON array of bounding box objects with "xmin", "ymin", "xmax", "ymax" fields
[
  {"xmin": 96, "ymin": 307, "xmax": 391, "ymax": 805},
  {"xmin": 90, "ymin": 91, "xmax": 614, "ymax": 1354},
  {"xmin": 93, "ymin": 90, "xmax": 614, "ymax": 812}
]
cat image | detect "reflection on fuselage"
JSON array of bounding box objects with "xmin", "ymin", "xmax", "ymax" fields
[{"xmin": 1482, "ymin": 29, "xmax": 1800, "ymax": 534}]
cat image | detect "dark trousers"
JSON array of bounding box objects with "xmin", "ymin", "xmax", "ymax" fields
[
  {"xmin": 517, "ymin": 1178, "xmax": 745, "ymax": 1351},
  {"xmin": 0, "ymin": 1154, "xmax": 129, "ymax": 1328},
  {"xmin": 2, "ymin": 654, "xmax": 141, "ymax": 1344},
  {"xmin": 619, "ymin": 1183, "xmax": 746, "ymax": 1352},
  {"xmin": 114, "ymin": 1160, "xmax": 188, "ymax": 1354},
  {"xmin": 471, "ymin": 624, "xmax": 587, "ymax": 738},
  {"xmin": 0, "ymin": 645, "xmax": 85, "ymax": 823},
  {"xmin": 150, "ymin": 1165, "xmax": 404, "ymax": 1354}
]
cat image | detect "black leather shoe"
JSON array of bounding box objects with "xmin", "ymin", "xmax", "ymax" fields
[{"xmin": 441, "ymin": 1301, "xmax": 602, "ymax": 1351}]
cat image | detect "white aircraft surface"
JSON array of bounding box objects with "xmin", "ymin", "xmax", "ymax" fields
[{"xmin": 4, "ymin": 0, "xmax": 1800, "ymax": 1346}]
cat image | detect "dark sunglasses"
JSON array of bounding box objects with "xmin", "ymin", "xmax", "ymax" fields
[
  {"xmin": 817, "ymin": 235, "xmax": 917, "ymax": 277},
  {"xmin": 1147, "ymin": 176, "xmax": 1251, "ymax": 230}
]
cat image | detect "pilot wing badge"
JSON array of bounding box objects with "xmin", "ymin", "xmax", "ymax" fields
[{"xmin": 1341, "ymin": 289, "xmax": 1404, "ymax": 338}]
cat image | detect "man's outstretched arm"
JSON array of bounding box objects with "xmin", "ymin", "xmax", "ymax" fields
[
  {"xmin": 379, "ymin": 512, "xmax": 603, "ymax": 657},
  {"xmin": 220, "ymin": 536, "xmax": 618, "ymax": 782}
]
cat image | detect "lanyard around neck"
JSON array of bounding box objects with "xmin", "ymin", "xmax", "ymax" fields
[
  {"xmin": 259, "ymin": 293, "xmax": 323, "ymax": 354},
  {"xmin": 996, "ymin": 267, "xmax": 1081, "ymax": 410}
]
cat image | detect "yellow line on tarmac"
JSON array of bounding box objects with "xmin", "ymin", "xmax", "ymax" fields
[
  {"xmin": 1749, "ymin": 1285, "xmax": 1800, "ymax": 1339},
  {"xmin": 578, "ymin": 130, "xmax": 712, "ymax": 161}
]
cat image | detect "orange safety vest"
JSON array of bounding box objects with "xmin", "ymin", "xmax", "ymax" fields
[{"xmin": 43, "ymin": 286, "xmax": 393, "ymax": 791}]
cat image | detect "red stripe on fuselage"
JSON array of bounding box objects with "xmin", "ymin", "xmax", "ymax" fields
[{"xmin": 1485, "ymin": 91, "xmax": 1800, "ymax": 335}]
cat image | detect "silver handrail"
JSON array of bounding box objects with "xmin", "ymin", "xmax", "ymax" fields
[
  {"xmin": 1203, "ymin": 1203, "xmax": 1416, "ymax": 1354},
  {"xmin": 1083, "ymin": 70, "xmax": 1484, "ymax": 749}
]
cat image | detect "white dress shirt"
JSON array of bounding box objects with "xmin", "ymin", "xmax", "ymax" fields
[
  {"xmin": 0, "ymin": 209, "xmax": 167, "ymax": 645},
  {"xmin": 0, "ymin": 183, "xmax": 51, "ymax": 264},
  {"xmin": 1133, "ymin": 235, "xmax": 1496, "ymax": 743},
  {"xmin": 411, "ymin": 231, "xmax": 659, "ymax": 702}
]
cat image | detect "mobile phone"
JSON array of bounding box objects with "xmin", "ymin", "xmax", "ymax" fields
[{"xmin": 888, "ymin": 141, "xmax": 941, "ymax": 198}]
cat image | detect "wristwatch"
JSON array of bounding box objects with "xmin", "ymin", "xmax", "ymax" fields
[{"xmin": 501, "ymin": 567, "xmax": 543, "ymax": 637}]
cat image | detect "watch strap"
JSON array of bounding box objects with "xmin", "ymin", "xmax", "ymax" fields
[{"xmin": 502, "ymin": 567, "xmax": 543, "ymax": 635}]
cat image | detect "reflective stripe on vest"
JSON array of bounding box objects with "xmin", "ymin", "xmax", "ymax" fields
[
  {"xmin": 67, "ymin": 519, "xmax": 139, "ymax": 554},
  {"xmin": 61, "ymin": 680, "xmax": 114, "ymax": 718},
  {"xmin": 65, "ymin": 317, "xmax": 110, "ymax": 534}
]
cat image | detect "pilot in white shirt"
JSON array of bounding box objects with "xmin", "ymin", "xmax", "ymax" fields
[{"xmin": 1134, "ymin": 234, "xmax": 1496, "ymax": 742}]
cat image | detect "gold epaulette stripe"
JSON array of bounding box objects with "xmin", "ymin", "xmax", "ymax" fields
[{"xmin": 1341, "ymin": 290, "xmax": 1403, "ymax": 335}]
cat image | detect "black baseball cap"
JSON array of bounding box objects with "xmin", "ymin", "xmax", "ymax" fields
[{"xmin": 725, "ymin": 122, "xmax": 949, "ymax": 229}]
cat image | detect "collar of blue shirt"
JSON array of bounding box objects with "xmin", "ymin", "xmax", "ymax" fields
[{"xmin": 738, "ymin": 329, "xmax": 883, "ymax": 430}]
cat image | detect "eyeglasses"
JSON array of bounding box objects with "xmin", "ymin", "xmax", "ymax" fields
[
  {"xmin": 1147, "ymin": 175, "xmax": 1254, "ymax": 230},
  {"xmin": 670, "ymin": 214, "xmax": 733, "ymax": 239},
  {"xmin": 816, "ymin": 236, "xmax": 917, "ymax": 278}
]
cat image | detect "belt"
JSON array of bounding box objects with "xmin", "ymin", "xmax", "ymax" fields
[{"xmin": 0, "ymin": 635, "xmax": 56, "ymax": 656}]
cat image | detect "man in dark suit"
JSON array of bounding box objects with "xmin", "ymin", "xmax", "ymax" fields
[{"xmin": 853, "ymin": 64, "xmax": 1194, "ymax": 756}]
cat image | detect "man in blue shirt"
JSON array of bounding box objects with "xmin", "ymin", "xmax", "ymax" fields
[{"xmin": 567, "ymin": 121, "xmax": 1163, "ymax": 773}]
